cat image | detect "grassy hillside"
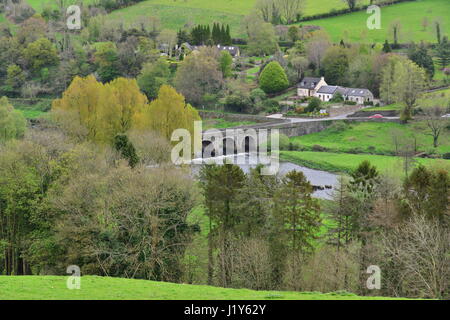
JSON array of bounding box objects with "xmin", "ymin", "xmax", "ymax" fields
[
  {"xmin": 289, "ymin": 121, "xmax": 450, "ymax": 156},
  {"xmin": 0, "ymin": 276, "xmax": 405, "ymax": 299},
  {"xmin": 104, "ymin": 0, "xmax": 371, "ymax": 37},
  {"xmin": 280, "ymin": 151, "xmax": 449, "ymax": 174},
  {"xmin": 302, "ymin": 0, "xmax": 449, "ymax": 43}
]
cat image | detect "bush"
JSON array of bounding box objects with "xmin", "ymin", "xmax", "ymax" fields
[
  {"xmin": 305, "ymin": 97, "xmax": 321, "ymax": 112},
  {"xmin": 259, "ymin": 61, "xmax": 289, "ymax": 94},
  {"xmin": 295, "ymin": 106, "xmax": 305, "ymax": 114},
  {"xmin": 344, "ymin": 100, "xmax": 357, "ymax": 105},
  {"xmin": 330, "ymin": 92, "xmax": 344, "ymax": 103},
  {"xmin": 312, "ymin": 144, "xmax": 328, "ymax": 152},
  {"xmin": 443, "ymin": 153, "xmax": 450, "ymax": 160}
]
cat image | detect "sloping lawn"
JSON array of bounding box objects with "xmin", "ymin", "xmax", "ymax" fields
[
  {"xmin": 0, "ymin": 276, "xmax": 406, "ymax": 300},
  {"xmin": 301, "ymin": 0, "xmax": 449, "ymax": 43},
  {"xmin": 289, "ymin": 121, "xmax": 450, "ymax": 156},
  {"xmin": 280, "ymin": 150, "xmax": 449, "ymax": 174}
]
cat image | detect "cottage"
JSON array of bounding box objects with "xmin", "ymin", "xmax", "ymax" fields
[
  {"xmin": 344, "ymin": 88, "xmax": 374, "ymax": 104},
  {"xmin": 314, "ymin": 85, "xmax": 345, "ymax": 102},
  {"xmin": 297, "ymin": 77, "xmax": 374, "ymax": 104},
  {"xmin": 297, "ymin": 77, "xmax": 327, "ymax": 98}
]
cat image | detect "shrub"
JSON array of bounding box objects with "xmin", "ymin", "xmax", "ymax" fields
[
  {"xmin": 443, "ymin": 153, "xmax": 450, "ymax": 160},
  {"xmin": 330, "ymin": 92, "xmax": 344, "ymax": 103},
  {"xmin": 312, "ymin": 144, "xmax": 328, "ymax": 152},
  {"xmin": 344, "ymin": 100, "xmax": 357, "ymax": 105},
  {"xmin": 305, "ymin": 97, "xmax": 321, "ymax": 112},
  {"xmin": 295, "ymin": 106, "xmax": 305, "ymax": 114},
  {"xmin": 259, "ymin": 61, "xmax": 289, "ymax": 94}
]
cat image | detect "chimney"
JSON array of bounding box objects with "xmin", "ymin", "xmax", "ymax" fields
[{"xmin": 321, "ymin": 77, "xmax": 324, "ymax": 81}]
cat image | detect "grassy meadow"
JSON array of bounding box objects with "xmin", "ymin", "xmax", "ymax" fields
[
  {"xmin": 103, "ymin": 0, "xmax": 371, "ymax": 37},
  {"xmin": 302, "ymin": 0, "xmax": 449, "ymax": 43},
  {"xmin": 280, "ymin": 150, "xmax": 449, "ymax": 174},
  {"xmin": 289, "ymin": 121, "xmax": 450, "ymax": 156},
  {"xmin": 0, "ymin": 276, "xmax": 407, "ymax": 299}
]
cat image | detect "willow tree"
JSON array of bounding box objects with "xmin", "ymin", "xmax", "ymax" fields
[
  {"xmin": 52, "ymin": 75, "xmax": 148, "ymax": 143},
  {"xmin": 134, "ymin": 85, "xmax": 201, "ymax": 141}
]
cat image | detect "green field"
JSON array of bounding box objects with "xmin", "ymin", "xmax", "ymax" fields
[
  {"xmin": 0, "ymin": 276, "xmax": 406, "ymax": 299},
  {"xmin": 280, "ymin": 150, "xmax": 449, "ymax": 174},
  {"xmin": 290, "ymin": 121, "xmax": 450, "ymax": 156},
  {"xmin": 104, "ymin": 0, "xmax": 371, "ymax": 37},
  {"xmin": 302, "ymin": 0, "xmax": 449, "ymax": 43}
]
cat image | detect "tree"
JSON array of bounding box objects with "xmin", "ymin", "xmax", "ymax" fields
[
  {"xmin": 157, "ymin": 29, "xmax": 177, "ymax": 57},
  {"xmin": 135, "ymin": 85, "xmax": 201, "ymax": 140},
  {"xmin": 245, "ymin": 15, "xmax": 278, "ymax": 56},
  {"xmin": 94, "ymin": 42, "xmax": 120, "ymax": 83},
  {"xmin": 199, "ymin": 164, "xmax": 246, "ymax": 287},
  {"xmin": 114, "ymin": 134, "xmax": 139, "ymax": 168},
  {"xmin": 389, "ymin": 19, "xmax": 402, "ymax": 47},
  {"xmin": 277, "ymin": 0, "xmax": 305, "ymax": 24},
  {"xmin": 322, "ymin": 46, "xmax": 350, "ymax": 86},
  {"xmin": 0, "ymin": 96, "xmax": 26, "ymax": 142},
  {"xmin": 382, "ymin": 40, "xmax": 392, "ymax": 53},
  {"xmin": 5, "ymin": 64, "xmax": 25, "ymax": 93},
  {"xmin": 436, "ymin": 36, "xmax": 450, "ymax": 69},
  {"xmin": 342, "ymin": 0, "xmax": 359, "ymax": 11},
  {"xmin": 306, "ymin": 30, "xmax": 331, "ymax": 71},
  {"xmin": 380, "ymin": 56, "xmax": 426, "ymax": 121},
  {"xmin": 219, "ymin": 50, "xmax": 233, "ymax": 78},
  {"xmin": 137, "ymin": 59, "xmax": 171, "ymax": 100},
  {"xmin": 272, "ymin": 170, "xmax": 321, "ymax": 288},
  {"xmin": 23, "ymin": 38, "xmax": 58, "ymax": 73},
  {"xmin": 349, "ymin": 160, "xmax": 379, "ymax": 194},
  {"xmin": 174, "ymin": 47, "xmax": 223, "ymax": 105},
  {"xmin": 423, "ymin": 106, "xmax": 448, "ymax": 148},
  {"xmin": 288, "ymin": 25, "xmax": 300, "ymax": 42},
  {"xmin": 259, "ymin": 61, "xmax": 289, "ymax": 94},
  {"xmin": 52, "ymin": 75, "xmax": 148, "ymax": 143},
  {"xmin": 408, "ymin": 42, "xmax": 434, "ymax": 79}
]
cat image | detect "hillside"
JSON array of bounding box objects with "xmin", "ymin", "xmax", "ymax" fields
[
  {"xmin": 0, "ymin": 276, "xmax": 406, "ymax": 300},
  {"xmin": 302, "ymin": 0, "xmax": 449, "ymax": 43}
]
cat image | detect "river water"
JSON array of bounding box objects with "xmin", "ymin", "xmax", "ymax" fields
[{"xmin": 189, "ymin": 153, "xmax": 339, "ymax": 200}]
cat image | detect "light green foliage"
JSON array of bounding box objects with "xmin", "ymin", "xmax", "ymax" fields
[
  {"xmin": 23, "ymin": 38, "xmax": 59, "ymax": 73},
  {"xmin": 219, "ymin": 50, "xmax": 233, "ymax": 78},
  {"xmin": 0, "ymin": 97, "xmax": 27, "ymax": 142},
  {"xmin": 137, "ymin": 59, "xmax": 171, "ymax": 100},
  {"xmin": 259, "ymin": 61, "xmax": 289, "ymax": 94}
]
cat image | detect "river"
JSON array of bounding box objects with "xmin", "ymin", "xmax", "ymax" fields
[{"xmin": 189, "ymin": 153, "xmax": 339, "ymax": 200}]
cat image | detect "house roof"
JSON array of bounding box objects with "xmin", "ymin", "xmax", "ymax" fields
[
  {"xmin": 297, "ymin": 77, "xmax": 322, "ymax": 89},
  {"xmin": 217, "ymin": 45, "xmax": 239, "ymax": 56},
  {"xmin": 345, "ymin": 88, "xmax": 373, "ymax": 97},
  {"xmin": 317, "ymin": 85, "xmax": 339, "ymax": 94}
]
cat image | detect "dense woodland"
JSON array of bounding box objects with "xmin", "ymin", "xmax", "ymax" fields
[{"xmin": 0, "ymin": 0, "xmax": 449, "ymax": 299}]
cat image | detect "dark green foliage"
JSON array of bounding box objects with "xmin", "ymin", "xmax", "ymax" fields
[
  {"xmin": 305, "ymin": 97, "xmax": 321, "ymax": 112},
  {"xmin": 408, "ymin": 43, "xmax": 435, "ymax": 78},
  {"xmin": 349, "ymin": 160, "xmax": 380, "ymax": 194},
  {"xmin": 259, "ymin": 61, "xmax": 289, "ymax": 94},
  {"xmin": 436, "ymin": 36, "xmax": 450, "ymax": 69},
  {"xmin": 114, "ymin": 134, "xmax": 139, "ymax": 168},
  {"xmin": 382, "ymin": 40, "xmax": 392, "ymax": 53},
  {"xmin": 401, "ymin": 165, "xmax": 449, "ymax": 222}
]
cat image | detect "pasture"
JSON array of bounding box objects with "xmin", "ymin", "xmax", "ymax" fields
[
  {"xmin": 0, "ymin": 275, "xmax": 405, "ymax": 299},
  {"xmin": 289, "ymin": 121, "xmax": 450, "ymax": 156},
  {"xmin": 301, "ymin": 0, "xmax": 449, "ymax": 43}
]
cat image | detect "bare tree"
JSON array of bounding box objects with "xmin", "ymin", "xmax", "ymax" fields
[
  {"xmin": 277, "ymin": 0, "xmax": 305, "ymax": 24},
  {"xmin": 342, "ymin": 0, "xmax": 359, "ymax": 11},
  {"xmin": 423, "ymin": 106, "xmax": 448, "ymax": 148},
  {"xmin": 381, "ymin": 214, "xmax": 450, "ymax": 299}
]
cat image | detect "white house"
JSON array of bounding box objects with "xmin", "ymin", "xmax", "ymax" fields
[{"xmin": 297, "ymin": 77, "xmax": 374, "ymax": 104}]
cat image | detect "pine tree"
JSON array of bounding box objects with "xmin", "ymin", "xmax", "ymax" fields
[{"xmin": 436, "ymin": 36, "xmax": 450, "ymax": 69}]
